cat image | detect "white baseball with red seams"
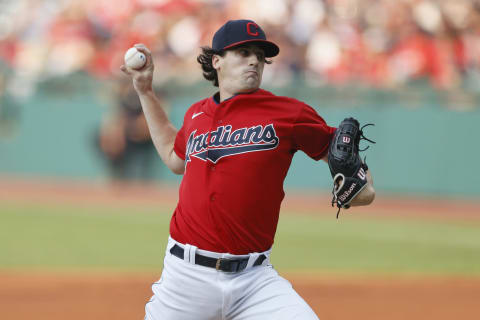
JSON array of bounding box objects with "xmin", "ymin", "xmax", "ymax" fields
[{"xmin": 124, "ymin": 47, "xmax": 146, "ymax": 69}]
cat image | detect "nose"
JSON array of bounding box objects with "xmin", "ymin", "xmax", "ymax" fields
[{"xmin": 248, "ymin": 53, "xmax": 259, "ymax": 66}]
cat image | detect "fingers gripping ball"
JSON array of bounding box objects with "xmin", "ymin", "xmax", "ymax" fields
[{"xmin": 124, "ymin": 47, "xmax": 146, "ymax": 70}]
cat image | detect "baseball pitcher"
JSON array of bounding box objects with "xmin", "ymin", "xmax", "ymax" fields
[{"xmin": 121, "ymin": 19, "xmax": 375, "ymax": 320}]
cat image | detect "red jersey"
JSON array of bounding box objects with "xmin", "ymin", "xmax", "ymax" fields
[{"xmin": 171, "ymin": 89, "xmax": 335, "ymax": 254}]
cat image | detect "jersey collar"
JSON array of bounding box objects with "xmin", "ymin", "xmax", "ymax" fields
[{"xmin": 211, "ymin": 88, "xmax": 261, "ymax": 105}]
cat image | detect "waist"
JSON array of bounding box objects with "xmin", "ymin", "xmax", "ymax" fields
[
  {"xmin": 170, "ymin": 206, "xmax": 279, "ymax": 254},
  {"xmin": 167, "ymin": 237, "xmax": 270, "ymax": 273}
]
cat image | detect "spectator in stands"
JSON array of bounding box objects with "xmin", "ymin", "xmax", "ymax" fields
[{"xmin": 1, "ymin": 0, "xmax": 480, "ymax": 92}]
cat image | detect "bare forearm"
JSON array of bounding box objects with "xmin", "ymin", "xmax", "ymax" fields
[
  {"xmin": 121, "ymin": 44, "xmax": 184, "ymax": 174},
  {"xmin": 138, "ymin": 90, "xmax": 183, "ymax": 174}
]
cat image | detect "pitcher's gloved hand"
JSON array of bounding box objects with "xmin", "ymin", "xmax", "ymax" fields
[{"xmin": 327, "ymin": 118, "xmax": 375, "ymax": 218}]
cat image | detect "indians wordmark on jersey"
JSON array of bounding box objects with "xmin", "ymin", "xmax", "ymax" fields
[{"xmin": 185, "ymin": 123, "xmax": 279, "ymax": 164}]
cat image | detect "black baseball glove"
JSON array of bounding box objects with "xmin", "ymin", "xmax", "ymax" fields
[{"xmin": 328, "ymin": 118, "xmax": 375, "ymax": 218}]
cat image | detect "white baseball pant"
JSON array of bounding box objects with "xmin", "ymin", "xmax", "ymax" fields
[{"xmin": 144, "ymin": 237, "xmax": 319, "ymax": 320}]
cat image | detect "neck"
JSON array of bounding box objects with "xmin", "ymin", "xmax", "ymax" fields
[
  {"xmin": 218, "ymin": 85, "xmax": 258, "ymax": 102},
  {"xmin": 218, "ymin": 83, "xmax": 236, "ymax": 102},
  {"xmin": 219, "ymin": 90, "xmax": 234, "ymax": 103}
]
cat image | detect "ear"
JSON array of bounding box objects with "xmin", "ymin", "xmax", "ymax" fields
[{"xmin": 212, "ymin": 54, "xmax": 222, "ymax": 70}]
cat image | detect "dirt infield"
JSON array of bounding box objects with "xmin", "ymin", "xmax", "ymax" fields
[
  {"xmin": 1, "ymin": 178, "xmax": 479, "ymax": 319},
  {"xmin": 1, "ymin": 272, "xmax": 479, "ymax": 320}
]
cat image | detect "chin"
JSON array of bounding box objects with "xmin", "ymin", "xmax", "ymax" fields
[
  {"xmin": 243, "ymin": 79, "xmax": 260, "ymax": 90},
  {"xmin": 240, "ymin": 85, "xmax": 259, "ymax": 93}
]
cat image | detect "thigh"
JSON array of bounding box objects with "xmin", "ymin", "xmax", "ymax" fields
[
  {"xmin": 227, "ymin": 266, "xmax": 319, "ymax": 320},
  {"xmin": 144, "ymin": 254, "xmax": 223, "ymax": 320}
]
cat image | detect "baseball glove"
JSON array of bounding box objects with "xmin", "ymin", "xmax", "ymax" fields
[{"xmin": 328, "ymin": 118, "xmax": 375, "ymax": 218}]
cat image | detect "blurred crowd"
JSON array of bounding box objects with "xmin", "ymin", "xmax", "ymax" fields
[
  {"xmin": 94, "ymin": 79, "xmax": 158, "ymax": 182},
  {"xmin": 1, "ymin": 0, "xmax": 480, "ymax": 98}
]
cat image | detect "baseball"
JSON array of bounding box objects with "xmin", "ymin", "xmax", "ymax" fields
[{"xmin": 124, "ymin": 47, "xmax": 146, "ymax": 69}]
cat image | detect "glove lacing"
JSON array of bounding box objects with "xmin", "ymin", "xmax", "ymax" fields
[
  {"xmin": 331, "ymin": 124, "xmax": 376, "ymax": 219},
  {"xmin": 358, "ymin": 124, "xmax": 376, "ymax": 151},
  {"xmin": 331, "ymin": 173, "xmax": 345, "ymax": 219}
]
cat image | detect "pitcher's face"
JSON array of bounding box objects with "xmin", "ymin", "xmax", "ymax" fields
[{"xmin": 213, "ymin": 45, "xmax": 266, "ymax": 94}]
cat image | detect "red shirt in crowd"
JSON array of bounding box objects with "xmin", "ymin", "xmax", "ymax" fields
[{"xmin": 171, "ymin": 88, "xmax": 335, "ymax": 254}]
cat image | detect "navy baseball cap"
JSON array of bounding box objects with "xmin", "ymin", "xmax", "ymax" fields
[{"xmin": 212, "ymin": 19, "xmax": 279, "ymax": 57}]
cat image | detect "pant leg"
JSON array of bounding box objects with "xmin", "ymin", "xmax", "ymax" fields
[
  {"xmin": 226, "ymin": 265, "xmax": 319, "ymax": 320},
  {"xmin": 144, "ymin": 249, "xmax": 223, "ymax": 320}
]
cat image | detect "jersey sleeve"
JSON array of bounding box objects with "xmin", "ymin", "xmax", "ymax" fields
[
  {"xmin": 292, "ymin": 104, "xmax": 336, "ymax": 160},
  {"xmin": 174, "ymin": 124, "xmax": 186, "ymax": 160}
]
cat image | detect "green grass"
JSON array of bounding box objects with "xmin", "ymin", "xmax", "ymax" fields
[
  {"xmin": 274, "ymin": 213, "xmax": 480, "ymax": 275},
  {"xmin": 0, "ymin": 202, "xmax": 170, "ymax": 271},
  {"xmin": 1, "ymin": 201, "xmax": 479, "ymax": 275}
]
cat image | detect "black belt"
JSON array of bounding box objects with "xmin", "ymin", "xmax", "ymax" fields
[{"xmin": 170, "ymin": 244, "xmax": 267, "ymax": 273}]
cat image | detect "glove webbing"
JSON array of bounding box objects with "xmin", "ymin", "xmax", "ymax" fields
[{"xmin": 358, "ymin": 123, "xmax": 376, "ymax": 151}]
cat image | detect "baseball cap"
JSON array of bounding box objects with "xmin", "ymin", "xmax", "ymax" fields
[{"xmin": 212, "ymin": 19, "xmax": 280, "ymax": 57}]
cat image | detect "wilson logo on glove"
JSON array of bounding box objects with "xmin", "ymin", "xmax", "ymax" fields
[
  {"xmin": 357, "ymin": 167, "xmax": 366, "ymax": 180},
  {"xmin": 328, "ymin": 117, "xmax": 375, "ymax": 218},
  {"xmin": 339, "ymin": 183, "xmax": 357, "ymax": 202}
]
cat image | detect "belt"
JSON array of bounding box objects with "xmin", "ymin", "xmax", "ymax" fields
[{"xmin": 170, "ymin": 244, "xmax": 267, "ymax": 273}]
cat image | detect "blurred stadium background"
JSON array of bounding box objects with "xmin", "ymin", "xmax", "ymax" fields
[{"xmin": 1, "ymin": 0, "xmax": 479, "ymax": 319}]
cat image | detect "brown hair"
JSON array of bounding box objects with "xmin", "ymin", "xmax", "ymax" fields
[{"xmin": 197, "ymin": 47, "xmax": 224, "ymax": 87}]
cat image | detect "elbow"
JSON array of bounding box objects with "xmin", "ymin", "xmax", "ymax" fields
[
  {"xmin": 169, "ymin": 161, "xmax": 185, "ymax": 175},
  {"xmin": 171, "ymin": 167, "xmax": 185, "ymax": 175},
  {"xmin": 169, "ymin": 162, "xmax": 185, "ymax": 175},
  {"xmin": 164, "ymin": 148, "xmax": 185, "ymax": 175}
]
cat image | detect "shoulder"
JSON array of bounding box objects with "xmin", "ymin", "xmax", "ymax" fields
[
  {"xmin": 183, "ymin": 97, "xmax": 210, "ymax": 120},
  {"xmin": 255, "ymin": 89, "xmax": 309, "ymax": 111}
]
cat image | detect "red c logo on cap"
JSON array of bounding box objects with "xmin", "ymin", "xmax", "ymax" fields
[{"xmin": 246, "ymin": 22, "xmax": 259, "ymax": 36}]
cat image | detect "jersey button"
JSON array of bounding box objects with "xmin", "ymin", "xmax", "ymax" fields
[
  {"xmin": 211, "ymin": 166, "xmax": 216, "ymax": 171},
  {"xmin": 210, "ymin": 195, "xmax": 216, "ymax": 201}
]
